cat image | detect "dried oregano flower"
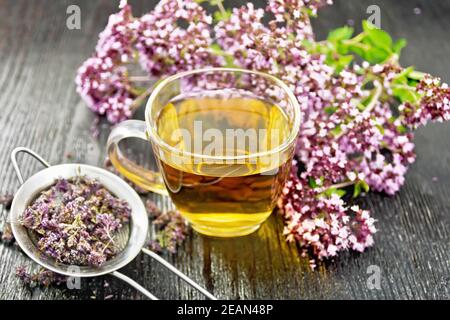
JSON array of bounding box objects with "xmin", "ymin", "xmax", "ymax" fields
[
  {"xmin": 0, "ymin": 223, "xmax": 15, "ymax": 245},
  {"xmin": 16, "ymin": 266, "xmax": 67, "ymax": 288},
  {"xmin": 0, "ymin": 194, "xmax": 13, "ymax": 210},
  {"xmin": 1, "ymin": 194, "xmax": 15, "ymax": 245},
  {"xmin": 21, "ymin": 176, "xmax": 131, "ymax": 267},
  {"xmin": 146, "ymin": 200, "xmax": 188, "ymax": 254}
]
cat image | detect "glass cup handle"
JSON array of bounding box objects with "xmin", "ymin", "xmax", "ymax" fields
[{"xmin": 106, "ymin": 120, "xmax": 168, "ymax": 196}]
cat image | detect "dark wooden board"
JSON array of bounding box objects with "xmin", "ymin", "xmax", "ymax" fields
[{"xmin": 0, "ymin": 0, "xmax": 449, "ymax": 300}]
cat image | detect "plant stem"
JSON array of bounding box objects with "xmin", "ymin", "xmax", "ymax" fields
[
  {"xmin": 342, "ymin": 32, "xmax": 367, "ymax": 46},
  {"xmin": 333, "ymin": 81, "xmax": 383, "ymax": 139},
  {"xmin": 131, "ymin": 86, "xmax": 153, "ymax": 111},
  {"xmin": 391, "ymin": 84, "xmax": 416, "ymax": 91},
  {"xmin": 216, "ymin": 0, "xmax": 226, "ymax": 15},
  {"xmin": 362, "ymin": 80, "xmax": 383, "ymax": 115},
  {"xmin": 129, "ymin": 76, "xmax": 151, "ymax": 82},
  {"xmin": 408, "ymin": 70, "xmax": 426, "ymax": 80},
  {"xmin": 326, "ymin": 180, "xmax": 356, "ymax": 190}
]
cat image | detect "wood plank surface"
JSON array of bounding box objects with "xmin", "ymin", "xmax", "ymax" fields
[{"xmin": 0, "ymin": 0, "xmax": 449, "ymax": 300}]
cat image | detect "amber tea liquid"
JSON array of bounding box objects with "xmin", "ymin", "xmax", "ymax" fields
[{"xmin": 155, "ymin": 91, "xmax": 293, "ymax": 237}]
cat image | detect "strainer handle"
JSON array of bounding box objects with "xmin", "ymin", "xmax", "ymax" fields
[
  {"xmin": 111, "ymin": 271, "xmax": 158, "ymax": 300},
  {"xmin": 11, "ymin": 147, "xmax": 51, "ymax": 185},
  {"xmin": 142, "ymin": 248, "xmax": 217, "ymax": 300}
]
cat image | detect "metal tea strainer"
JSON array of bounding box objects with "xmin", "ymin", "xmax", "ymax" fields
[{"xmin": 9, "ymin": 147, "xmax": 217, "ymax": 300}]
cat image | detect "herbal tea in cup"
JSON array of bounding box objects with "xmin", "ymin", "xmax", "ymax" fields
[{"xmin": 107, "ymin": 68, "xmax": 301, "ymax": 237}]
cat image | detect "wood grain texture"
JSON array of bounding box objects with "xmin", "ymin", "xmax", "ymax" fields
[{"xmin": 0, "ymin": 0, "xmax": 449, "ymax": 300}]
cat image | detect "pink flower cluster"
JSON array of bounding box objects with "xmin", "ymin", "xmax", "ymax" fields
[
  {"xmin": 281, "ymin": 164, "xmax": 376, "ymax": 267},
  {"xmin": 76, "ymin": 0, "xmax": 221, "ymax": 123},
  {"xmin": 76, "ymin": 56, "xmax": 135, "ymax": 123},
  {"xmin": 400, "ymin": 76, "xmax": 450, "ymax": 127},
  {"xmin": 76, "ymin": 2, "xmax": 137, "ymax": 123},
  {"xmin": 136, "ymin": 0, "xmax": 222, "ymax": 77},
  {"xmin": 266, "ymin": 0, "xmax": 332, "ymax": 40},
  {"xmin": 96, "ymin": 2, "xmax": 137, "ymax": 64}
]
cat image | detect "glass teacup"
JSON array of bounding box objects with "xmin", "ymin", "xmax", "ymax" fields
[{"xmin": 107, "ymin": 68, "xmax": 300, "ymax": 237}]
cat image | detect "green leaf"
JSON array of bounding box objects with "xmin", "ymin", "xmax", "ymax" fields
[
  {"xmin": 322, "ymin": 187, "xmax": 347, "ymax": 198},
  {"xmin": 308, "ymin": 177, "xmax": 318, "ymax": 188},
  {"xmin": 392, "ymin": 87, "xmax": 420, "ymax": 103},
  {"xmin": 210, "ymin": 43, "xmax": 223, "ymax": 54},
  {"xmin": 301, "ymin": 40, "xmax": 315, "ymax": 51},
  {"xmin": 339, "ymin": 54, "xmax": 354, "ymax": 65},
  {"xmin": 321, "ymin": 20, "xmax": 405, "ymax": 68},
  {"xmin": 325, "ymin": 53, "xmax": 354, "ymax": 73},
  {"xmin": 353, "ymin": 180, "xmax": 370, "ymax": 198},
  {"xmin": 213, "ymin": 8, "xmax": 232, "ymax": 22},
  {"xmin": 303, "ymin": 7, "xmax": 317, "ymax": 17},
  {"xmin": 327, "ymin": 26, "xmax": 354, "ymax": 42},
  {"xmin": 210, "ymin": 43, "xmax": 237, "ymax": 68},
  {"xmin": 330, "ymin": 125, "xmax": 342, "ymax": 137},
  {"xmin": 357, "ymin": 103, "xmax": 366, "ymax": 112},
  {"xmin": 324, "ymin": 106, "xmax": 337, "ymax": 115},
  {"xmin": 394, "ymin": 66, "xmax": 415, "ymax": 81},
  {"xmin": 360, "ymin": 180, "xmax": 370, "ymax": 193},
  {"xmin": 225, "ymin": 57, "xmax": 237, "ymax": 68},
  {"xmin": 309, "ymin": 177, "xmax": 325, "ymax": 189},
  {"xmin": 364, "ymin": 28, "xmax": 393, "ymax": 50},
  {"xmin": 316, "ymin": 43, "xmax": 331, "ymax": 54},
  {"xmin": 314, "ymin": 176, "xmax": 324, "ymax": 187},
  {"xmin": 353, "ymin": 182, "xmax": 361, "ymax": 198},
  {"xmin": 392, "ymin": 38, "xmax": 407, "ymax": 55},
  {"xmin": 335, "ymin": 55, "xmax": 353, "ymax": 72},
  {"xmin": 347, "ymin": 43, "xmax": 368, "ymax": 60},
  {"xmin": 360, "ymin": 20, "xmax": 395, "ymax": 63},
  {"xmin": 362, "ymin": 20, "xmax": 377, "ymax": 32},
  {"xmin": 336, "ymin": 42, "xmax": 350, "ymax": 55},
  {"xmin": 396, "ymin": 124, "xmax": 408, "ymax": 134},
  {"xmin": 364, "ymin": 46, "xmax": 391, "ymax": 64},
  {"xmin": 375, "ymin": 124, "xmax": 385, "ymax": 135},
  {"xmin": 408, "ymin": 70, "xmax": 426, "ymax": 81},
  {"xmin": 359, "ymin": 93, "xmax": 373, "ymax": 110}
]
